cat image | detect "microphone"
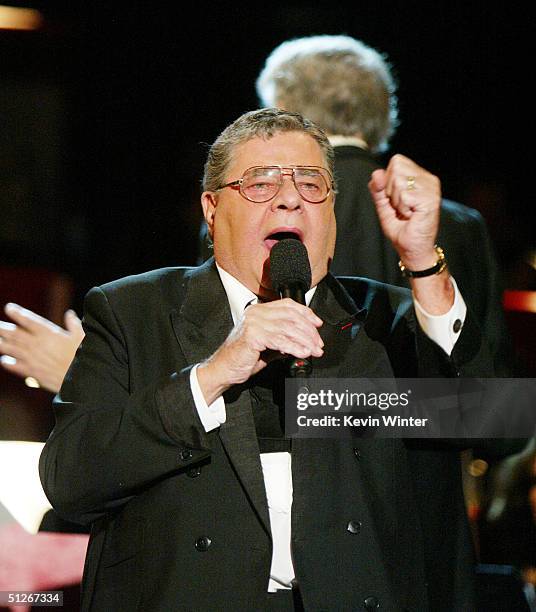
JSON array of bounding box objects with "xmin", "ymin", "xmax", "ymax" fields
[{"xmin": 269, "ymin": 238, "xmax": 313, "ymax": 377}]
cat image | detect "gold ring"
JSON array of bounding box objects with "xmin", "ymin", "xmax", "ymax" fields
[
  {"xmin": 25, "ymin": 376, "xmax": 41, "ymax": 389},
  {"xmin": 406, "ymin": 176, "xmax": 416, "ymax": 190}
]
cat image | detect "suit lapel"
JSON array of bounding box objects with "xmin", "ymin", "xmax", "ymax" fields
[
  {"xmin": 171, "ymin": 259, "xmax": 232, "ymax": 362},
  {"xmin": 310, "ymin": 274, "xmax": 368, "ymax": 376},
  {"xmin": 170, "ymin": 259, "xmax": 271, "ymax": 536},
  {"xmin": 218, "ymin": 388, "xmax": 271, "ymax": 536}
]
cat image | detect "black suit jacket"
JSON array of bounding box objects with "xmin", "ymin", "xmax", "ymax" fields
[
  {"xmin": 331, "ymin": 145, "xmax": 512, "ymax": 375},
  {"xmin": 40, "ymin": 260, "xmax": 492, "ymax": 611}
]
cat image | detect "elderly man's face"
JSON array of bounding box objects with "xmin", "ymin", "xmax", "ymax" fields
[{"xmin": 202, "ymin": 131, "xmax": 336, "ymax": 298}]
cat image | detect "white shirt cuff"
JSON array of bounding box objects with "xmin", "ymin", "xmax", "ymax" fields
[
  {"xmin": 189, "ymin": 364, "xmax": 226, "ymax": 432},
  {"xmin": 413, "ymin": 276, "xmax": 467, "ymax": 356}
]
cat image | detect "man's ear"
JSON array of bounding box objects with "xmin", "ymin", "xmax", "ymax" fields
[{"xmin": 201, "ymin": 191, "xmax": 217, "ymax": 239}]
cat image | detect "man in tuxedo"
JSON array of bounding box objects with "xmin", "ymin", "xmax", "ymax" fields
[
  {"xmin": 255, "ymin": 35, "xmax": 512, "ymax": 376},
  {"xmin": 40, "ymin": 108, "xmax": 491, "ymax": 611}
]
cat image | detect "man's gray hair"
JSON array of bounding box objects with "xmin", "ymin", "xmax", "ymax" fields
[
  {"xmin": 256, "ymin": 35, "xmax": 399, "ymax": 153},
  {"xmin": 203, "ymin": 107, "xmax": 334, "ymax": 192}
]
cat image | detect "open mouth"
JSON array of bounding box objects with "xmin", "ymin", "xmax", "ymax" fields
[{"xmin": 264, "ymin": 229, "xmax": 303, "ymax": 250}]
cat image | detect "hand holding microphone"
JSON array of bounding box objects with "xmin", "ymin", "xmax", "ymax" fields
[
  {"xmin": 269, "ymin": 238, "xmax": 315, "ymax": 377},
  {"xmin": 197, "ymin": 239, "xmax": 321, "ymax": 403}
]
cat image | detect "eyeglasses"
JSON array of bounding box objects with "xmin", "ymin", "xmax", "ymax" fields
[{"xmin": 217, "ymin": 165, "xmax": 334, "ymax": 204}]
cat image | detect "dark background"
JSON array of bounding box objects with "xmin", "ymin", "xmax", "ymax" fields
[
  {"xmin": 0, "ymin": 6, "xmax": 534, "ymax": 599},
  {"xmin": 1, "ymin": 1, "xmax": 533, "ymax": 312}
]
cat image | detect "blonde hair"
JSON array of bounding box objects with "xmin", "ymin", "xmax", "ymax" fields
[{"xmin": 256, "ymin": 35, "xmax": 398, "ymax": 153}]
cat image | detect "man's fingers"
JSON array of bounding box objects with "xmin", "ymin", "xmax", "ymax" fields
[
  {"xmin": 369, "ymin": 168, "xmax": 387, "ymax": 194},
  {"xmin": 64, "ymin": 310, "xmax": 86, "ymax": 343},
  {"xmin": 384, "ymin": 155, "xmax": 419, "ymax": 196},
  {"xmin": 64, "ymin": 310, "xmax": 83, "ymax": 332},
  {"xmin": 246, "ymin": 322, "xmax": 323, "ymax": 358},
  {"xmin": 0, "ymin": 320, "xmax": 16, "ymax": 334},
  {"xmin": 0, "ymin": 338, "xmax": 28, "ymax": 361},
  {"xmin": 369, "ymin": 182, "xmax": 398, "ymax": 229},
  {"xmin": 270, "ymin": 300, "xmax": 323, "ymax": 327},
  {"xmin": 369, "ymin": 170, "xmax": 397, "ymax": 217},
  {"xmin": 243, "ymin": 302, "xmax": 324, "ymax": 354},
  {"xmin": 0, "ymin": 354, "xmax": 58, "ymax": 392},
  {"xmin": 0, "ymin": 354, "xmax": 29, "ymax": 378},
  {"xmin": 373, "ymin": 158, "xmax": 438, "ymax": 221},
  {"xmin": 205, "ymin": 300, "xmax": 325, "ymax": 389},
  {"xmin": 4, "ymin": 303, "xmax": 59, "ymax": 334},
  {"xmin": 244, "ymin": 301, "xmax": 323, "ymax": 334},
  {"xmin": 265, "ymin": 333, "xmax": 323, "ymax": 359},
  {"xmin": 275, "ymin": 317, "xmax": 324, "ymax": 349},
  {"xmin": 388, "ymin": 187, "xmax": 418, "ymax": 219},
  {"xmin": 0, "ymin": 320, "xmax": 31, "ymax": 348}
]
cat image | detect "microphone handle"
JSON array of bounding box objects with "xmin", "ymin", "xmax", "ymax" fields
[
  {"xmin": 280, "ymin": 284, "xmax": 306, "ymax": 304},
  {"xmin": 279, "ymin": 283, "xmax": 312, "ymax": 377}
]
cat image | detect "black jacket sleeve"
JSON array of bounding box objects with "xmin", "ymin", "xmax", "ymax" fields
[{"xmin": 39, "ymin": 286, "xmax": 211, "ymax": 525}]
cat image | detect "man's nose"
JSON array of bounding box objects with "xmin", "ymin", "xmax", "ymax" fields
[{"xmin": 270, "ymin": 174, "xmax": 302, "ymax": 211}]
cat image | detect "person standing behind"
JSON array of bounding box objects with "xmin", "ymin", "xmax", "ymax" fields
[
  {"xmin": 255, "ymin": 34, "xmax": 512, "ymax": 375},
  {"xmin": 10, "ymin": 36, "xmax": 508, "ymax": 395}
]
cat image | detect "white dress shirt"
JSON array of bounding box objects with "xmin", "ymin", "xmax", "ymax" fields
[{"xmin": 189, "ymin": 264, "xmax": 466, "ymax": 591}]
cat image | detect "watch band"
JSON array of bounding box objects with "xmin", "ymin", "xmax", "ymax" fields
[{"xmin": 398, "ymin": 245, "xmax": 447, "ymax": 278}]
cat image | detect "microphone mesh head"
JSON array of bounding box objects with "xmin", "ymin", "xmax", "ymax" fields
[{"xmin": 269, "ymin": 239, "xmax": 312, "ymax": 294}]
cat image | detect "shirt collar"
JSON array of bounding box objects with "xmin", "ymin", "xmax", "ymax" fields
[
  {"xmin": 216, "ymin": 263, "xmax": 317, "ymax": 324},
  {"xmin": 328, "ymin": 134, "xmax": 369, "ymax": 150}
]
